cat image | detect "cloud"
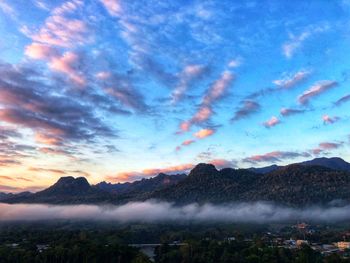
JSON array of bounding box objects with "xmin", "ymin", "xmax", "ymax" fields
[
  {"xmin": 2, "ymin": 202, "xmax": 350, "ymax": 223},
  {"xmin": 49, "ymin": 51, "xmax": 86, "ymax": 86},
  {"xmin": 25, "ymin": 43, "xmax": 59, "ymax": 60},
  {"xmin": 99, "ymin": 0, "xmax": 122, "ymax": 17},
  {"xmin": 109, "ymin": 163, "xmax": 194, "ymax": 183},
  {"xmin": 171, "ymin": 64, "xmax": 207, "ymax": 104},
  {"xmin": 298, "ymin": 80, "xmax": 338, "ymax": 104},
  {"xmin": 231, "ymin": 100, "xmax": 260, "ymax": 121},
  {"xmin": 182, "ymin": 139, "xmax": 195, "ymax": 146},
  {"xmin": 35, "ymin": 132, "xmax": 62, "ymax": 146},
  {"xmin": 23, "ymin": 1, "xmax": 89, "ymax": 48},
  {"xmin": 334, "ymin": 94, "xmax": 350, "ymax": 107},
  {"xmin": 209, "ymin": 159, "xmax": 236, "ymax": 169},
  {"xmin": 280, "ymin": 108, "xmax": 305, "ymax": 117},
  {"xmin": 98, "ymin": 71, "xmax": 149, "ymax": 113},
  {"xmin": 0, "ymin": 175, "xmax": 15, "ymax": 181},
  {"xmin": 28, "ymin": 167, "xmax": 67, "ymax": 175},
  {"xmin": 0, "ymin": 185, "xmax": 43, "ymax": 193},
  {"xmin": 179, "ymin": 71, "xmax": 234, "ymax": 132},
  {"xmin": 322, "ymin": 115, "xmax": 340, "ymax": 125},
  {"xmin": 282, "ymin": 25, "xmax": 329, "ymax": 58},
  {"xmin": 311, "ymin": 142, "xmax": 343, "ymax": 155},
  {"xmin": 228, "ymin": 57, "xmax": 242, "ymax": 68},
  {"xmin": 273, "ymin": 70, "xmax": 310, "ymax": 89},
  {"xmin": 0, "ymin": 62, "xmax": 115, "ymax": 148},
  {"xmin": 262, "ymin": 116, "xmax": 280, "ymax": 128},
  {"xmin": 243, "ymin": 151, "xmax": 310, "ymax": 164},
  {"xmin": 0, "ymin": 0, "xmax": 17, "ymax": 19},
  {"xmin": 194, "ymin": 128, "xmax": 215, "ymax": 139},
  {"xmin": 0, "ymin": 159, "xmax": 21, "ymax": 167}
]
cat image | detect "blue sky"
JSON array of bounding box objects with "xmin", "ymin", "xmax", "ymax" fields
[{"xmin": 0, "ymin": 0, "xmax": 349, "ymax": 191}]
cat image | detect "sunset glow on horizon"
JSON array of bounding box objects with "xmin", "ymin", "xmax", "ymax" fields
[{"xmin": 0, "ymin": 0, "xmax": 349, "ymax": 192}]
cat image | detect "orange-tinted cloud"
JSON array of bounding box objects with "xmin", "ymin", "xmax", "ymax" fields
[
  {"xmin": 194, "ymin": 128, "xmax": 215, "ymax": 139},
  {"xmin": 35, "ymin": 132, "xmax": 62, "ymax": 146},
  {"xmin": 108, "ymin": 163, "xmax": 195, "ymax": 182},
  {"xmin": 182, "ymin": 140, "xmax": 195, "ymax": 146},
  {"xmin": 25, "ymin": 43, "xmax": 59, "ymax": 60}
]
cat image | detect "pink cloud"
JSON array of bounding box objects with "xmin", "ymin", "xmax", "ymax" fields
[
  {"xmin": 243, "ymin": 151, "xmax": 309, "ymax": 164},
  {"xmin": 280, "ymin": 108, "xmax": 305, "ymax": 117},
  {"xmin": 298, "ymin": 80, "xmax": 338, "ymax": 104},
  {"xmin": 109, "ymin": 163, "xmax": 195, "ymax": 182},
  {"xmin": 263, "ymin": 116, "xmax": 280, "ymax": 128},
  {"xmin": 182, "ymin": 139, "xmax": 195, "ymax": 146},
  {"xmin": 322, "ymin": 115, "xmax": 340, "ymax": 125},
  {"xmin": 49, "ymin": 51, "xmax": 86, "ymax": 86},
  {"xmin": 99, "ymin": 0, "xmax": 122, "ymax": 17},
  {"xmin": 319, "ymin": 142, "xmax": 342, "ymax": 150},
  {"xmin": 209, "ymin": 159, "xmax": 236, "ymax": 169},
  {"xmin": 273, "ymin": 70, "xmax": 310, "ymax": 89},
  {"xmin": 107, "ymin": 159, "xmax": 236, "ymax": 183},
  {"xmin": 171, "ymin": 64, "xmax": 206, "ymax": 104},
  {"xmin": 35, "ymin": 132, "xmax": 62, "ymax": 146},
  {"xmin": 25, "ymin": 43, "xmax": 59, "ymax": 60},
  {"xmin": 179, "ymin": 71, "xmax": 234, "ymax": 132},
  {"xmin": 311, "ymin": 141, "xmax": 343, "ymax": 155},
  {"xmin": 194, "ymin": 128, "xmax": 215, "ymax": 139},
  {"xmin": 22, "ymin": 1, "xmax": 89, "ymax": 48}
]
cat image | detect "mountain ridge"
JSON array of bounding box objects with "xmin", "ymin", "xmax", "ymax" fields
[{"xmin": 2, "ymin": 157, "xmax": 350, "ymax": 206}]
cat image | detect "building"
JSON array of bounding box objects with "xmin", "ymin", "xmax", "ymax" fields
[
  {"xmin": 296, "ymin": 240, "xmax": 309, "ymax": 247},
  {"xmin": 337, "ymin": 242, "xmax": 350, "ymax": 250}
]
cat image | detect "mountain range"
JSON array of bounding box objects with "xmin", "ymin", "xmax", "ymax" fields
[{"xmin": 2, "ymin": 157, "xmax": 350, "ymax": 207}]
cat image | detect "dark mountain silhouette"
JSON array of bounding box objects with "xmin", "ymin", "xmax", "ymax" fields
[
  {"xmin": 247, "ymin": 157, "xmax": 350, "ymax": 174},
  {"xmin": 149, "ymin": 164, "xmax": 258, "ymax": 204},
  {"xmin": 242, "ymin": 164, "xmax": 350, "ymax": 206},
  {"xmin": 2, "ymin": 157, "xmax": 350, "ymax": 206},
  {"xmin": 300, "ymin": 157, "xmax": 350, "ymax": 172},
  {"xmin": 96, "ymin": 173, "xmax": 186, "ymax": 194},
  {"xmin": 0, "ymin": 191, "xmax": 32, "ymax": 201},
  {"xmin": 0, "ymin": 192, "xmax": 10, "ymax": 200},
  {"xmin": 248, "ymin": 164, "xmax": 281, "ymax": 174},
  {"xmin": 4, "ymin": 177, "xmax": 113, "ymax": 204}
]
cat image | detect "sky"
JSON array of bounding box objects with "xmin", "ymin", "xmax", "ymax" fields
[{"xmin": 0, "ymin": 0, "xmax": 349, "ymax": 192}]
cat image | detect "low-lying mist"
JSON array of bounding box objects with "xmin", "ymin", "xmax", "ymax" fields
[{"xmin": 1, "ymin": 201, "xmax": 350, "ymax": 223}]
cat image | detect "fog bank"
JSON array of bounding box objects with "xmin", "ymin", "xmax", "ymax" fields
[{"xmin": 1, "ymin": 201, "xmax": 350, "ymax": 223}]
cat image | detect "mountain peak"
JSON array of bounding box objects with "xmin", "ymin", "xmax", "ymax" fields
[
  {"xmin": 300, "ymin": 157, "xmax": 350, "ymax": 172},
  {"xmin": 51, "ymin": 176, "xmax": 90, "ymax": 193},
  {"xmin": 188, "ymin": 163, "xmax": 219, "ymax": 178}
]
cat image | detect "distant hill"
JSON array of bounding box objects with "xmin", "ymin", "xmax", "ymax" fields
[
  {"xmin": 2, "ymin": 157, "xmax": 350, "ymax": 206},
  {"xmin": 96, "ymin": 173, "xmax": 186, "ymax": 195},
  {"xmin": 248, "ymin": 164, "xmax": 281, "ymax": 174},
  {"xmin": 248, "ymin": 157, "xmax": 350, "ymax": 174},
  {"xmin": 300, "ymin": 157, "xmax": 350, "ymax": 172},
  {"xmin": 4, "ymin": 177, "xmax": 113, "ymax": 204}
]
